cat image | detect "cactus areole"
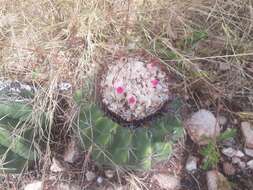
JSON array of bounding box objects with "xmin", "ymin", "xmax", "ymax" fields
[{"xmin": 99, "ymin": 51, "xmax": 172, "ymax": 126}]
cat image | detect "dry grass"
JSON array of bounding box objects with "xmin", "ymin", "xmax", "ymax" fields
[{"xmin": 0, "ymin": 0, "xmax": 253, "ymax": 189}]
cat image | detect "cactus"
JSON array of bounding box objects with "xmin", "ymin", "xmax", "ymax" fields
[
  {"xmin": 0, "ymin": 80, "xmax": 37, "ymax": 173},
  {"xmin": 76, "ymin": 51, "xmax": 183, "ymax": 170},
  {"xmin": 0, "ymin": 101, "xmax": 37, "ymax": 173},
  {"xmin": 77, "ymin": 103, "xmax": 183, "ymax": 170}
]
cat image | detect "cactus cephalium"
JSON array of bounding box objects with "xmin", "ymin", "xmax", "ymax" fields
[{"xmin": 77, "ymin": 50, "xmax": 183, "ymax": 170}]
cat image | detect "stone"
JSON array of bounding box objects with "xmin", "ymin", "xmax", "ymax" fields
[
  {"xmin": 97, "ymin": 176, "xmax": 104, "ymax": 184},
  {"xmin": 86, "ymin": 171, "xmax": 96, "ymax": 181},
  {"xmin": 223, "ymin": 162, "xmax": 236, "ymax": 176},
  {"xmin": 184, "ymin": 109, "xmax": 220, "ymax": 145},
  {"xmin": 222, "ymin": 148, "xmax": 244, "ymax": 158},
  {"xmin": 185, "ymin": 155, "xmax": 198, "ymax": 172},
  {"xmin": 50, "ymin": 158, "xmax": 65, "ymax": 172},
  {"xmin": 58, "ymin": 82, "xmax": 72, "ymax": 91},
  {"xmin": 206, "ymin": 170, "xmax": 232, "ymax": 190},
  {"xmin": 218, "ymin": 116, "xmax": 228, "ymax": 126},
  {"xmin": 152, "ymin": 174, "xmax": 180, "ymax": 190},
  {"xmin": 64, "ymin": 138, "xmax": 80, "ymax": 163},
  {"xmin": 244, "ymin": 148, "xmax": 253, "ymax": 157},
  {"xmin": 24, "ymin": 181, "xmax": 42, "ymax": 190},
  {"xmin": 247, "ymin": 160, "xmax": 253, "ymax": 169},
  {"xmin": 241, "ymin": 122, "xmax": 253, "ymax": 149},
  {"xmin": 105, "ymin": 170, "xmax": 115, "ymax": 179},
  {"xmin": 232, "ymin": 157, "xmax": 246, "ymax": 169}
]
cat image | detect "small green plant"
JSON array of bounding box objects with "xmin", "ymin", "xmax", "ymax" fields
[
  {"xmin": 200, "ymin": 141, "xmax": 220, "ymax": 170},
  {"xmin": 184, "ymin": 30, "xmax": 208, "ymax": 48},
  {"xmin": 200, "ymin": 128, "xmax": 237, "ymax": 170},
  {"xmin": 76, "ymin": 104, "xmax": 183, "ymax": 170}
]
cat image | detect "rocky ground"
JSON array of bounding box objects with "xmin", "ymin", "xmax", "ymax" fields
[{"xmin": 1, "ymin": 0, "xmax": 253, "ymax": 189}]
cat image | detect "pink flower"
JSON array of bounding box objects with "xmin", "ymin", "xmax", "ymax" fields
[
  {"xmin": 151, "ymin": 79, "xmax": 159, "ymax": 88},
  {"xmin": 128, "ymin": 95, "xmax": 137, "ymax": 106},
  {"xmin": 116, "ymin": 86, "xmax": 124, "ymax": 94}
]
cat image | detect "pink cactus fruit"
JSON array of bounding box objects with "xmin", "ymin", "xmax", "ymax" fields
[
  {"xmin": 128, "ymin": 95, "xmax": 137, "ymax": 106},
  {"xmin": 151, "ymin": 79, "xmax": 159, "ymax": 88},
  {"xmin": 116, "ymin": 86, "xmax": 124, "ymax": 94}
]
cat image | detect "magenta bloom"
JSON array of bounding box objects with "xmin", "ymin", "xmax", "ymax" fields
[
  {"xmin": 151, "ymin": 79, "xmax": 159, "ymax": 88},
  {"xmin": 116, "ymin": 86, "xmax": 124, "ymax": 94},
  {"xmin": 128, "ymin": 95, "xmax": 137, "ymax": 105}
]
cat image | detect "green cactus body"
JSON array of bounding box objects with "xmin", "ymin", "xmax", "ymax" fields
[
  {"xmin": 78, "ymin": 104, "xmax": 182, "ymax": 170},
  {"xmin": 0, "ymin": 102, "xmax": 37, "ymax": 173}
]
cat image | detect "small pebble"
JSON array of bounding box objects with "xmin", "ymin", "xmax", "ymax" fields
[
  {"xmin": 105, "ymin": 170, "xmax": 115, "ymax": 179},
  {"xmin": 218, "ymin": 116, "xmax": 228, "ymax": 126},
  {"xmin": 86, "ymin": 171, "xmax": 96, "ymax": 181},
  {"xmin": 97, "ymin": 176, "xmax": 103, "ymax": 184},
  {"xmin": 185, "ymin": 155, "xmax": 198, "ymax": 172},
  {"xmin": 247, "ymin": 160, "xmax": 253, "ymax": 169},
  {"xmin": 244, "ymin": 148, "xmax": 253, "ymax": 158},
  {"xmin": 222, "ymin": 148, "xmax": 244, "ymax": 158}
]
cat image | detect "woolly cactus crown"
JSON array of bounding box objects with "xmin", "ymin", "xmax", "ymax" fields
[{"xmin": 99, "ymin": 51, "xmax": 172, "ymax": 124}]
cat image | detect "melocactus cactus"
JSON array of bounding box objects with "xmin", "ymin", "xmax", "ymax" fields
[
  {"xmin": 77, "ymin": 50, "xmax": 183, "ymax": 170},
  {"xmin": 99, "ymin": 51, "xmax": 172, "ymax": 125}
]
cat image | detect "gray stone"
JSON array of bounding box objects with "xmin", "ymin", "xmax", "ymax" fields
[
  {"xmin": 222, "ymin": 148, "xmax": 244, "ymax": 158},
  {"xmin": 185, "ymin": 155, "xmax": 198, "ymax": 172},
  {"xmin": 247, "ymin": 160, "xmax": 253, "ymax": 169},
  {"xmin": 206, "ymin": 170, "xmax": 232, "ymax": 190},
  {"xmin": 97, "ymin": 176, "xmax": 104, "ymax": 184},
  {"xmin": 244, "ymin": 148, "xmax": 253, "ymax": 157},
  {"xmin": 241, "ymin": 122, "xmax": 253, "ymax": 149},
  {"xmin": 184, "ymin": 109, "xmax": 220, "ymax": 145},
  {"xmin": 152, "ymin": 174, "xmax": 180, "ymax": 190},
  {"xmin": 0, "ymin": 80, "xmax": 35, "ymax": 102},
  {"xmin": 105, "ymin": 170, "xmax": 115, "ymax": 179}
]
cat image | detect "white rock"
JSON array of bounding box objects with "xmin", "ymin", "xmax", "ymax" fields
[
  {"xmin": 244, "ymin": 148, "xmax": 253, "ymax": 157},
  {"xmin": 247, "ymin": 160, "xmax": 253, "ymax": 169},
  {"xmin": 184, "ymin": 110, "xmax": 220, "ymax": 145},
  {"xmin": 152, "ymin": 174, "xmax": 180, "ymax": 190},
  {"xmin": 186, "ymin": 156, "xmax": 198, "ymax": 172},
  {"xmin": 206, "ymin": 170, "xmax": 232, "ymax": 190},
  {"xmin": 218, "ymin": 116, "xmax": 228, "ymax": 126},
  {"xmin": 50, "ymin": 158, "xmax": 65, "ymax": 172},
  {"xmin": 58, "ymin": 82, "xmax": 72, "ymax": 91},
  {"xmin": 86, "ymin": 171, "xmax": 96, "ymax": 181},
  {"xmin": 222, "ymin": 148, "xmax": 244, "ymax": 158},
  {"xmin": 24, "ymin": 181, "xmax": 42, "ymax": 190},
  {"xmin": 105, "ymin": 170, "xmax": 115, "ymax": 179},
  {"xmin": 97, "ymin": 176, "xmax": 103, "ymax": 184},
  {"xmin": 241, "ymin": 122, "xmax": 253, "ymax": 149},
  {"xmin": 64, "ymin": 138, "xmax": 80, "ymax": 163}
]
